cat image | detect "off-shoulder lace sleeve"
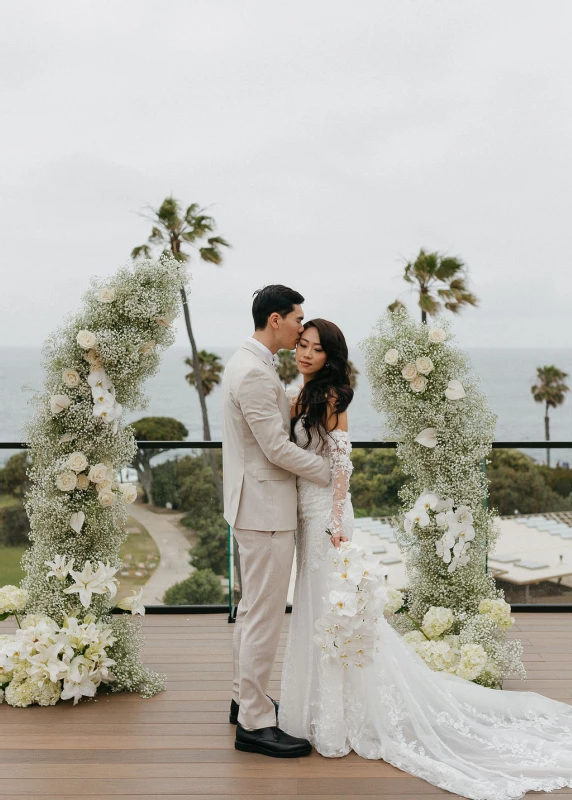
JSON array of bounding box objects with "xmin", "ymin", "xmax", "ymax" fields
[{"xmin": 324, "ymin": 430, "xmax": 353, "ymax": 539}]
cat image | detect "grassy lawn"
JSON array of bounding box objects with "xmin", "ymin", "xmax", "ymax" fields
[
  {"xmin": 117, "ymin": 517, "xmax": 160, "ymax": 598},
  {"xmin": 0, "ymin": 517, "xmax": 159, "ymax": 597},
  {"xmin": 0, "ymin": 546, "xmax": 27, "ymax": 585},
  {"xmin": 0, "ymin": 494, "xmax": 20, "ymax": 508}
]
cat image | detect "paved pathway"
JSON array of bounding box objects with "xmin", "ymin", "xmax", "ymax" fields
[{"xmin": 127, "ymin": 503, "xmax": 193, "ymax": 605}]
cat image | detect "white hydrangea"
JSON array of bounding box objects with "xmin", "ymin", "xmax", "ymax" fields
[
  {"xmin": 421, "ymin": 606, "xmax": 455, "ymax": 638},
  {"xmin": 0, "ymin": 585, "xmax": 28, "ymax": 614},
  {"xmin": 416, "ymin": 640, "xmax": 457, "ymax": 672},
  {"xmin": 383, "ymin": 588, "xmax": 404, "ymax": 615},
  {"xmin": 455, "ymin": 643, "xmax": 488, "ymax": 681},
  {"xmin": 478, "ymin": 598, "xmax": 514, "ymax": 630}
]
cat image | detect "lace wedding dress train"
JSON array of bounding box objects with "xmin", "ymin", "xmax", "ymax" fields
[{"xmin": 279, "ymin": 420, "xmax": 572, "ymax": 800}]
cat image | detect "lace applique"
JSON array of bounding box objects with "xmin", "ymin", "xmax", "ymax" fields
[{"xmin": 324, "ymin": 430, "xmax": 353, "ymax": 540}]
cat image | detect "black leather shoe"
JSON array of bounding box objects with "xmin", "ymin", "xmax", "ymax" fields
[
  {"xmin": 235, "ymin": 722, "xmax": 312, "ymax": 758},
  {"xmin": 229, "ymin": 696, "xmax": 279, "ymax": 725}
]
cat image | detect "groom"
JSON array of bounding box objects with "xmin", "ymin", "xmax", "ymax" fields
[{"xmin": 222, "ymin": 285, "xmax": 330, "ymax": 758}]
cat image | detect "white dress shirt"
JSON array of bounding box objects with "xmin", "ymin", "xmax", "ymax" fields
[{"xmin": 246, "ymin": 336, "xmax": 277, "ymax": 368}]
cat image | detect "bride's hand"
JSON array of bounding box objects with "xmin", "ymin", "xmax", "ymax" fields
[{"xmin": 330, "ymin": 534, "xmax": 348, "ymax": 549}]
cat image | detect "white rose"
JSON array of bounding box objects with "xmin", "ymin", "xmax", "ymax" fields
[
  {"xmin": 76, "ymin": 330, "xmax": 97, "ymax": 350},
  {"xmin": 76, "ymin": 474, "xmax": 90, "ymax": 490},
  {"xmin": 59, "ymin": 433, "xmax": 75, "ymax": 444},
  {"xmin": 56, "ymin": 471, "xmax": 77, "ymax": 492},
  {"xmin": 119, "ymin": 484, "xmax": 138, "ymax": 504},
  {"xmin": 410, "ymin": 375, "xmax": 428, "ymax": 393},
  {"xmin": 98, "ymin": 489, "xmax": 115, "ymax": 508},
  {"xmin": 401, "ymin": 363, "xmax": 418, "ymax": 381},
  {"xmin": 97, "ymin": 287, "xmax": 116, "ymax": 303},
  {"xmin": 50, "ymin": 394, "xmax": 71, "ymax": 415},
  {"xmin": 155, "ymin": 312, "xmax": 176, "ymax": 327},
  {"xmin": 98, "ymin": 479, "xmax": 113, "ymax": 491},
  {"xmin": 66, "ymin": 452, "xmax": 88, "ymax": 473},
  {"xmin": 428, "ymin": 327, "xmax": 447, "ymax": 343},
  {"xmin": 83, "ymin": 349, "xmax": 102, "ymax": 367},
  {"xmin": 415, "ymin": 428, "xmax": 438, "ymax": 448},
  {"xmin": 140, "ymin": 341, "xmax": 156, "ymax": 355},
  {"xmin": 415, "ymin": 357, "xmax": 434, "ymax": 376},
  {"xmin": 62, "ymin": 369, "xmax": 81, "ymax": 388},
  {"xmin": 384, "ymin": 349, "xmax": 399, "ymax": 366},
  {"xmin": 445, "ymin": 380, "xmax": 466, "ymax": 401},
  {"xmin": 88, "ymin": 463, "xmax": 108, "ymax": 484}
]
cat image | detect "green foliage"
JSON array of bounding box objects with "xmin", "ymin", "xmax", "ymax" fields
[
  {"xmin": 132, "ymin": 196, "xmax": 230, "ymax": 266},
  {"xmin": 189, "ymin": 515, "xmax": 228, "ymax": 577},
  {"xmin": 487, "ymin": 449, "xmax": 572, "ymax": 515},
  {"xmin": 152, "ymin": 451, "xmax": 221, "ymax": 515},
  {"xmin": 184, "ymin": 351, "xmax": 224, "ymax": 397},
  {"xmin": 132, "ymin": 416, "xmax": 189, "ymax": 443},
  {"xmin": 276, "ymin": 349, "xmax": 299, "ymax": 388},
  {"xmin": 163, "ymin": 568, "xmax": 224, "ymax": 605},
  {"xmin": 531, "ymin": 365, "xmax": 569, "ymax": 410},
  {"xmin": 391, "ymin": 248, "xmax": 478, "ymax": 323},
  {"xmin": 0, "ymin": 452, "xmax": 31, "ymax": 498},
  {"xmin": 350, "ymin": 449, "xmax": 407, "ymax": 517},
  {"xmin": 0, "ymin": 502, "xmax": 31, "ymax": 546}
]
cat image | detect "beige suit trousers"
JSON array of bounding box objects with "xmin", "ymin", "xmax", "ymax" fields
[{"xmin": 232, "ymin": 527, "xmax": 295, "ymax": 730}]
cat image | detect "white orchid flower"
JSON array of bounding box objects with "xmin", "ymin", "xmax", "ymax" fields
[
  {"xmin": 417, "ymin": 491, "xmax": 439, "ymax": 512},
  {"xmin": 45, "ymin": 555, "xmax": 75, "ymax": 581},
  {"xmin": 329, "ymin": 590, "xmax": 359, "ymax": 616},
  {"xmin": 445, "ymin": 380, "xmax": 466, "ymax": 400},
  {"xmin": 435, "ymin": 497, "xmax": 454, "ymax": 513},
  {"xmin": 415, "ymin": 428, "xmax": 438, "ymax": 448},
  {"xmin": 406, "ymin": 507, "xmax": 430, "ymax": 528},
  {"xmin": 435, "ymin": 512, "xmax": 447, "ymax": 528},
  {"xmin": 87, "ymin": 369, "xmax": 112, "ymax": 392}
]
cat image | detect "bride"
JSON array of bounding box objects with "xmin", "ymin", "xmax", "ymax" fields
[{"xmin": 279, "ymin": 318, "xmax": 572, "ymax": 800}]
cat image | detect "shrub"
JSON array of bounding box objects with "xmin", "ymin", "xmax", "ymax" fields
[
  {"xmin": 0, "ymin": 502, "xmax": 31, "ymax": 546},
  {"xmin": 189, "ymin": 516, "xmax": 228, "ymax": 576},
  {"xmin": 0, "ymin": 452, "xmax": 31, "ymax": 498},
  {"xmin": 487, "ymin": 449, "xmax": 572, "ymax": 515},
  {"xmin": 163, "ymin": 569, "xmax": 224, "ymax": 605}
]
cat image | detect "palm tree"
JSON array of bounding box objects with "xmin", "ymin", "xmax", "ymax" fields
[
  {"xmin": 389, "ymin": 249, "xmax": 478, "ymax": 324},
  {"xmin": 132, "ymin": 196, "xmax": 230, "ymax": 441},
  {"xmin": 276, "ymin": 350, "xmax": 299, "ymax": 389},
  {"xmin": 531, "ymin": 366, "xmax": 569, "ymax": 467},
  {"xmin": 184, "ymin": 351, "xmax": 224, "ymax": 397}
]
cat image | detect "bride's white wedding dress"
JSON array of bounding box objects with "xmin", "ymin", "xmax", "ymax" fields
[{"xmin": 279, "ymin": 418, "xmax": 572, "ymax": 800}]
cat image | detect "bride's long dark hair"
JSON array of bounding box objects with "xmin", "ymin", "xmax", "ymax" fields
[{"xmin": 291, "ymin": 319, "xmax": 354, "ymax": 448}]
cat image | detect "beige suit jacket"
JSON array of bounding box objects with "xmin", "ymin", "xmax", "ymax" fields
[{"xmin": 222, "ymin": 340, "xmax": 331, "ymax": 531}]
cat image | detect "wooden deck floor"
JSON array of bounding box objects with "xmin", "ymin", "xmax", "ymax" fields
[{"xmin": 1, "ymin": 613, "xmax": 572, "ymax": 799}]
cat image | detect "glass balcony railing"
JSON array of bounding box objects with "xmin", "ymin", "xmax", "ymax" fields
[{"xmin": 1, "ymin": 440, "xmax": 572, "ymax": 617}]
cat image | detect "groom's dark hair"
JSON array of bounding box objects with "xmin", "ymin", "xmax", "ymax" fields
[{"xmin": 252, "ymin": 285, "xmax": 304, "ymax": 330}]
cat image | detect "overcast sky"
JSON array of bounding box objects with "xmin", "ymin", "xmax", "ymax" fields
[{"xmin": 1, "ymin": 0, "xmax": 571, "ymax": 350}]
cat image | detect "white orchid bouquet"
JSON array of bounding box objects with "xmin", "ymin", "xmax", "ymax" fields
[
  {"xmin": 0, "ymin": 255, "xmax": 186, "ymax": 705},
  {"xmin": 361, "ymin": 310, "xmax": 524, "ymax": 687},
  {"xmin": 313, "ymin": 542, "xmax": 387, "ymax": 669}
]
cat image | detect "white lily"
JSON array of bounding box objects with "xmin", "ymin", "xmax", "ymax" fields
[
  {"xmin": 115, "ymin": 587, "xmax": 145, "ymax": 616},
  {"xmin": 415, "ymin": 428, "xmax": 438, "ymax": 448},
  {"xmin": 63, "ymin": 561, "xmax": 112, "ymax": 608},
  {"xmin": 26, "ymin": 642, "xmax": 66, "ymax": 683},
  {"xmin": 45, "ymin": 555, "xmax": 75, "ymax": 581},
  {"xmin": 61, "ymin": 658, "xmax": 98, "ymax": 704}
]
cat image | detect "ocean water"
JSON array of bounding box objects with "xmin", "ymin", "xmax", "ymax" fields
[{"xmin": 1, "ymin": 346, "xmax": 571, "ymax": 464}]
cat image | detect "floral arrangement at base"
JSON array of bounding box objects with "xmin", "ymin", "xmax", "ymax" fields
[
  {"xmin": 0, "ymin": 255, "xmax": 187, "ymax": 707},
  {"xmin": 361, "ymin": 310, "xmax": 525, "ymax": 688}
]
